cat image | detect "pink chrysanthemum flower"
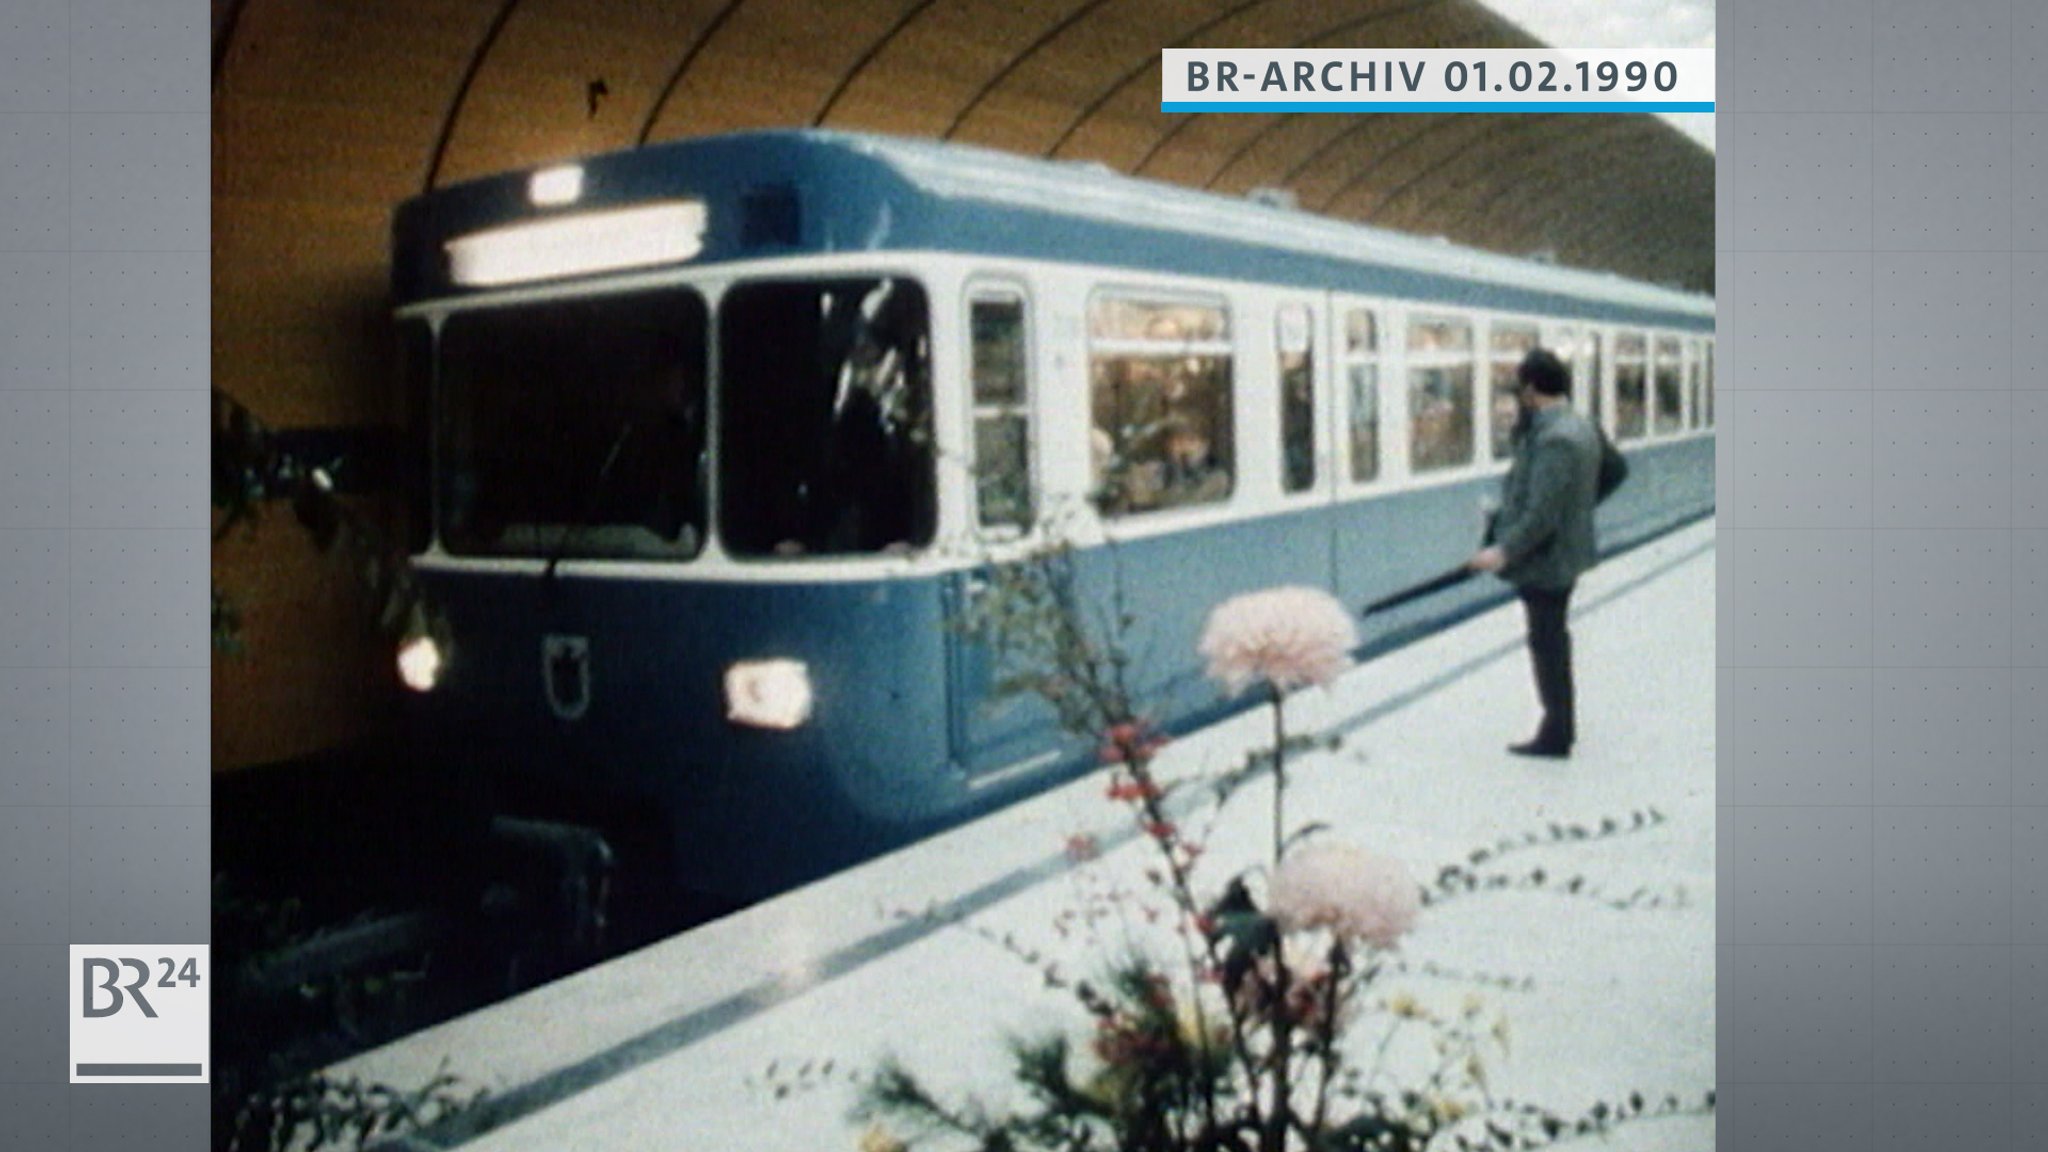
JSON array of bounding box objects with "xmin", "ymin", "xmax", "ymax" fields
[
  {"xmin": 1267, "ymin": 842, "xmax": 1421, "ymax": 949},
  {"xmin": 1198, "ymin": 586, "xmax": 1359, "ymax": 696}
]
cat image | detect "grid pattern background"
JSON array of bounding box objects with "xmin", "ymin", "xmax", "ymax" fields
[
  {"xmin": 1719, "ymin": 0, "xmax": 2048, "ymax": 1147},
  {"xmin": 0, "ymin": 0, "xmax": 208, "ymax": 1142}
]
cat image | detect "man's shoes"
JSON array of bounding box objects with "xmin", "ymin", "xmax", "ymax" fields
[{"xmin": 1508, "ymin": 739, "xmax": 1571, "ymax": 759}]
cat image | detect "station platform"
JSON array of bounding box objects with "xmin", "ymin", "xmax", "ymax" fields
[{"xmin": 331, "ymin": 518, "xmax": 1717, "ymax": 1151}]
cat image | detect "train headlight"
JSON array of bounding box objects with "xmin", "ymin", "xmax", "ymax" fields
[
  {"xmin": 397, "ymin": 635, "xmax": 444, "ymax": 693},
  {"xmin": 724, "ymin": 659, "xmax": 812, "ymax": 730}
]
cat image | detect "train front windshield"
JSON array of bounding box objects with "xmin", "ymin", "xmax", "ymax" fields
[
  {"xmin": 437, "ymin": 287, "xmax": 711, "ymax": 560},
  {"xmin": 432, "ymin": 277, "xmax": 935, "ymax": 562}
]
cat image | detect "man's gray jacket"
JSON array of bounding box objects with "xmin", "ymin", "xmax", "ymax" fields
[{"xmin": 1492, "ymin": 403, "xmax": 1601, "ymax": 591}]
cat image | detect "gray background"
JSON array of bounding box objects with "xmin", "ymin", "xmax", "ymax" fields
[
  {"xmin": 0, "ymin": 0, "xmax": 209, "ymax": 1146},
  {"xmin": 0, "ymin": 0, "xmax": 2030, "ymax": 1148},
  {"xmin": 1720, "ymin": 0, "xmax": 2048, "ymax": 1149}
]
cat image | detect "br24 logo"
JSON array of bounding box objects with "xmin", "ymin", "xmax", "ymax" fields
[{"xmin": 81, "ymin": 956, "xmax": 202, "ymax": 1018}]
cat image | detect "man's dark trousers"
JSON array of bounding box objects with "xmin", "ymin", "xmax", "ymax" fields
[{"xmin": 1519, "ymin": 585, "xmax": 1575, "ymax": 748}]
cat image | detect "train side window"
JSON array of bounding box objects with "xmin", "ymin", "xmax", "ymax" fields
[
  {"xmin": 1614, "ymin": 332, "xmax": 1648, "ymax": 441},
  {"xmin": 1277, "ymin": 304, "xmax": 1316, "ymax": 493},
  {"xmin": 1406, "ymin": 314, "xmax": 1476, "ymax": 473},
  {"xmin": 718, "ymin": 276, "xmax": 936, "ymax": 558},
  {"xmin": 1553, "ymin": 328, "xmax": 1598, "ymax": 422},
  {"xmin": 1488, "ymin": 321, "xmax": 1539, "ymax": 460},
  {"xmin": 970, "ymin": 292, "xmax": 1033, "ymax": 531},
  {"xmin": 1704, "ymin": 339, "xmax": 1715, "ymax": 427},
  {"xmin": 1087, "ymin": 294, "xmax": 1235, "ymax": 517},
  {"xmin": 1344, "ymin": 308, "xmax": 1380, "ymax": 483},
  {"xmin": 1586, "ymin": 330, "xmax": 1606, "ymax": 430},
  {"xmin": 1653, "ymin": 335, "xmax": 1683, "ymax": 435},
  {"xmin": 1551, "ymin": 326, "xmax": 1581, "ymax": 414},
  {"xmin": 1686, "ymin": 338, "xmax": 1704, "ymax": 429}
]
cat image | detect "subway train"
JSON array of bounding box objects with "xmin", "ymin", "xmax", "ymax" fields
[{"xmin": 388, "ymin": 129, "xmax": 1714, "ymax": 901}]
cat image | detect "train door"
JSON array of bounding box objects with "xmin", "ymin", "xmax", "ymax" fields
[
  {"xmin": 944, "ymin": 280, "xmax": 1066, "ymax": 782},
  {"xmin": 1328, "ymin": 296, "xmax": 1393, "ymax": 608}
]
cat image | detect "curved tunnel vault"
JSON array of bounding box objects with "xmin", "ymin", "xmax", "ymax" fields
[{"xmin": 209, "ymin": 0, "xmax": 1712, "ymax": 768}]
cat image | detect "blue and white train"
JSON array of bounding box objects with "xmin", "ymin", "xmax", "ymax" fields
[{"xmin": 390, "ymin": 130, "xmax": 1714, "ymax": 901}]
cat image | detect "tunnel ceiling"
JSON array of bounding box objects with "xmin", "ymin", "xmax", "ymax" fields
[{"xmin": 212, "ymin": 0, "xmax": 1713, "ymax": 426}]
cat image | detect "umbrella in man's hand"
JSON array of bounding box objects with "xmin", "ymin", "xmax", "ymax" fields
[{"xmin": 1359, "ymin": 562, "xmax": 1479, "ymax": 617}]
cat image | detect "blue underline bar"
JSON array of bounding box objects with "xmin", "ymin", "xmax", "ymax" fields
[{"xmin": 1161, "ymin": 101, "xmax": 1716, "ymax": 113}]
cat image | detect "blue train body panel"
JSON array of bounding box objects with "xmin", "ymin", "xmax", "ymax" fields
[{"xmin": 411, "ymin": 439, "xmax": 1709, "ymax": 900}]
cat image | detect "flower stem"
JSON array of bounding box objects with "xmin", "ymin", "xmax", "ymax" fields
[
  {"xmin": 1117, "ymin": 736, "xmax": 1288, "ymax": 1144},
  {"xmin": 1270, "ymin": 684, "xmax": 1287, "ymax": 865},
  {"xmin": 1308, "ymin": 942, "xmax": 1350, "ymax": 1136},
  {"xmin": 1262, "ymin": 937, "xmax": 1294, "ymax": 1152}
]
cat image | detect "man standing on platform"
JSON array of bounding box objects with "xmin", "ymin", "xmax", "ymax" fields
[{"xmin": 1468, "ymin": 349, "xmax": 1602, "ymax": 759}]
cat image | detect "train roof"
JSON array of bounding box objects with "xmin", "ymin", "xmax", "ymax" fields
[{"xmin": 394, "ymin": 129, "xmax": 1714, "ymax": 331}]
